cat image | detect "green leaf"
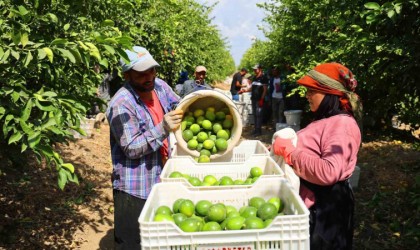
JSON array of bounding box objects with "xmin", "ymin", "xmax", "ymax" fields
[
  {"xmin": 0, "ymin": 49, "xmax": 10, "ymax": 62},
  {"xmin": 11, "ymin": 91, "xmax": 20, "ymax": 102},
  {"xmin": 41, "ymin": 117, "xmax": 56, "ymax": 129},
  {"xmin": 43, "ymin": 47, "xmax": 53, "ymax": 62},
  {"xmin": 77, "ymin": 41, "xmax": 89, "ymax": 51},
  {"xmin": 37, "ymin": 48, "xmax": 46, "ymax": 60},
  {"xmin": 0, "ymin": 47, "xmax": 4, "ymax": 59},
  {"xmin": 69, "ymin": 48, "xmax": 82, "ymax": 63},
  {"xmin": 364, "ymin": 2, "xmax": 380, "ymax": 10},
  {"xmin": 36, "ymin": 144, "xmax": 54, "ymax": 157},
  {"xmin": 103, "ymin": 44, "xmax": 115, "ymax": 54},
  {"xmin": 101, "ymin": 19, "xmax": 115, "ymax": 26},
  {"xmin": 21, "ymin": 98, "xmax": 33, "ymax": 121},
  {"xmin": 42, "ymin": 91, "xmax": 57, "ymax": 98},
  {"xmin": 0, "ymin": 107, "xmax": 5, "ymax": 119},
  {"xmin": 58, "ymin": 168, "xmax": 67, "ymax": 190},
  {"xmin": 57, "ymin": 48, "xmax": 76, "ymax": 63},
  {"xmin": 51, "ymin": 38, "xmax": 68, "ymax": 45},
  {"xmin": 11, "ymin": 50, "xmax": 20, "ymax": 60},
  {"xmin": 21, "ymin": 143, "xmax": 28, "ymax": 153},
  {"xmin": 99, "ymin": 58, "xmax": 109, "ymax": 68},
  {"xmin": 21, "ymin": 32, "xmax": 29, "ymax": 48},
  {"xmin": 63, "ymin": 23, "xmax": 70, "ymax": 31},
  {"xmin": 61, "ymin": 163, "xmax": 75, "ymax": 173},
  {"xmin": 47, "ymin": 13, "xmax": 58, "ymax": 23},
  {"xmin": 12, "ymin": 32, "xmax": 21, "ymax": 46},
  {"xmin": 34, "ymin": 99, "xmax": 55, "ymax": 111},
  {"xmin": 23, "ymin": 51, "xmax": 33, "ymax": 67},
  {"xmin": 20, "ymin": 119, "xmax": 33, "ymax": 134},
  {"xmin": 8, "ymin": 131, "xmax": 23, "ymax": 144},
  {"xmin": 28, "ymin": 131, "xmax": 41, "ymax": 148},
  {"xmin": 387, "ymin": 10, "xmax": 395, "ymax": 19},
  {"xmin": 18, "ymin": 5, "xmax": 29, "ymax": 16}
]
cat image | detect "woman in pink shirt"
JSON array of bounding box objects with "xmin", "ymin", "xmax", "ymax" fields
[{"xmin": 274, "ymin": 63, "xmax": 362, "ymax": 250}]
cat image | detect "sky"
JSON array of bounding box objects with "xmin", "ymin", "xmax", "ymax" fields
[{"xmin": 197, "ymin": 0, "xmax": 268, "ymax": 66}]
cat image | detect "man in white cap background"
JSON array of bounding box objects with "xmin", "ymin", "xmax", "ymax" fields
[
  {"xmin": 180, "ymin": 65, "xmax": 212, "ymax": 96},
  {"xmin": 106, "ymin": 46, "xmax": 183, "ymax": 249}
]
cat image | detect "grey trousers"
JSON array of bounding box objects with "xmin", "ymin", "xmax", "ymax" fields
[
  {"xmin": 272, "ymin": 97, "xmax": 285, "ymax": 127},
  {"xmin": 251, "ymin": 100, "xmax": 263, "ymax": 132}
]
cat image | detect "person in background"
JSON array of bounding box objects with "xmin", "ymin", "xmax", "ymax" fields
[
  {"xmin": 230, "ymin": 68, "xmax": 247, "ymax": 101},
  {"xmin": 250, "ymin": 64, "xmax": 269, "ymax": 136},
  {"xmin": 106, "ymin": 46, "xmax": 183, "ymax": 249},
  {"xmin": 273, "ymin": 62, "xmax": 362, "ymax": 249},
  {"xmin": 175, "ymin": 70, "xmax": 189, "ymax": 95},
  {"xmin": 270, "ymin": 67, "xmax": 285, "ymax": 130},
  {"xmin": 180, "ymin": 65, "xmax": 212, "ymax": 97}
]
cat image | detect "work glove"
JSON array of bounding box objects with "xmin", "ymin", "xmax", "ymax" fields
[
  {"xmin": 163, "ymin": 109, "xmax": 184, "ymax": 133},
  {"xmin": 258, "ymin": 99, "xmax": 264, "ymax": 108},
  {"xmin": 273, "ymin": 137, "xmax": 296, "ymax": 165}
]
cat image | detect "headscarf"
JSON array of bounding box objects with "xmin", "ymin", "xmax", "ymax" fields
[{"xmin": 297, "ymin": 63, "xmax": 363, "ymax": 128}]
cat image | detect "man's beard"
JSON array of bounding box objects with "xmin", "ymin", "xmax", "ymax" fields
[{"xmin": 130, "ymin": 79, "xmax": 155, "ymax": 92}]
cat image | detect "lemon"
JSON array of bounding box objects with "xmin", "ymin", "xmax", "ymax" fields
[
  {"xmin": 201, "ymin": 120, "xmax": 212, "ymax": 130},
  {"xmin": 189, "ymin": 124, "xmax": 201, "ymax": 135},
  {"xmin": 267, "ymin": 197, "xmax": 282, "ymax": 213},
  {"xmin": 264, "ymin": 218, "xmax": 273, "ymax": 228},
  {"xmin": 173, "ymin": 198, "xmax": 185, "ymax": 213},
  {"xmin": 215, "ymin": 111, "xmax": 226, "ymax": 121},
  {"xmin": 182, "ymin": 130, "xmax": 194, "ymax": 141},
  {"xmin": 207, "ymin": 204, "xmax": 227, "ymax": 223},
  {"xmin": 196, "ymin": 116, "xmax": 205, "ymax": 126},
  {"xmin": 221, "ymin": 107, "xmax": 230, "ymax": 114},
  {"xmin": 216, "ymin": 129, "xmax": 229, "ymax": 140},
  {"xmin": 250, "ymin": 166, "xmax": 263, "ymax": 178},
  {"xmin": 153, "ymin": 213, "xmax": 174, "ymax": 222},
  {"xmin": 244, "ymin": 217, "xmax": 265, "ymax": 229},
  {"xmin": 155, "ymin": 205, "xmax": 173, "ymax": 216},
  {"xmin": 240, "ymin": 206, "xmax": 258, "ymax": 218},
  {"xmin": 179, "ymin": 199, "xmax": 195, "ymax": 217},
  {"xmin": 212, "ymin": 123, "xmax": 223, "ymax": 134},
  {"xmin": 188, "ymin": 177, "xmax": 202, "ymax": 186},
  {"xmin": 195, "ymin": 200, "xmax": 213, "ymax": 217},
  {"xmin": 257, "ymin": 203, "xmax": 278, "ymax": 220},
  {"xmin": 202, "ymin": 221, "xmax": 222, "ymax": 231},
  {"xmin": 249, "ymin": 197, "xmax": 266, "ymax": 209},
  {"xmin": 219, "ymin": 176, "xmax": 234, "ymax": 186},
  {"xmin": 202, "ymin": 139, "xmax": 215, "ymax": 150},
  {"xmin": 222, "ymin": 119, "xmax": 233, "ymax": 129},
  {"xmin": 203, "ymin": 174, "xmax": 217, "ymax": 185},
  {"xmin": 187, "ymin": 139, "xmax": 198, "ymax": 150},
  {"xmin": 196, "ymin": 143, "xmax": 203, "ymax": 151},
  {"xmin": 183, "ymin": 115, "xmax": 195, "ymax": 126},
  {"xmin": 181, "ymin": 121, "xmax": 187, "ymax": 131},
  {"xmin": 225, "ymin": 205, "xmax": 237, "ymax": 215},
  {"xmin": 197, "ymin": 131, "xmax": 208, "ymax": 143},
  {"xmin": 172, "ymin": 213, "xmax": 187, "ymax": 226},
  {"xmin": 206, "ymin": 107, "xmax": 216, "ymax": 113},
  {"xmin": 200, "ymin": 149, "xmax": 212, "ymax": 157},
  {"xmin": 193, "ymin": 109, "xmax": 204, "ymax": 118},
  {"xmin": 215, "ymin": 138, "xmax": 228, "ymax": 151},
  {"xmin": 169, "ymin": 171, "xmax": 183, "ymax": 178},
  {"xmin": 209, "ymin": 134, "xmax": 217, "ymax": 141},
  {"xmin": 198, "ymin": 155, "xmax": 210, "ymax": 163},
  {"xmin": 234, "ymin": 179, "xmax": 244, "ymax": 185},
  {"xmin": 179, "ymin": 218, "xmax": 201, "ymax": 232},
  {"xmin": 205, "ymin": 110, "xmax": 216, "ymax": 121},
  {"xmin": 226, "ymin": 216, "xmax": 246, "ymax": 230}
]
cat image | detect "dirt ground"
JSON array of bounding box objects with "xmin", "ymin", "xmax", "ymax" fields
[{"xmin": 0, "ymin": 119, "xmax": 419, "ymax": 249}]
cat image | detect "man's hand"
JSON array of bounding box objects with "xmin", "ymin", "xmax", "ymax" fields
[{"xmin": 163, "ymin": 109, "xmax": 184, "ymax": 132}]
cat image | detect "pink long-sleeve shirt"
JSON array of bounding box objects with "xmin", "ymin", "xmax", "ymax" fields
[{"xmin": 290, "ymin": 114, "xmax": 361, "ymax": 208}]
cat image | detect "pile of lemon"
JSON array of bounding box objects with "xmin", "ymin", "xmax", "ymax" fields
[
  {"xmin": 168, "ymin": 166, "xmax": 264, "ymax": 186},
  {"xmin": 152, "ymin": 195, "xmax": 285, "ymax": 232},
  {"xmin": 181, "ymin": 106, "xmax": 233, "ymax": 163}
]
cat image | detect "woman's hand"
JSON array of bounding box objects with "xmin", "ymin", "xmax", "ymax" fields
[{"xmin": 273, "ymin": 137, "xmax": 296, "ymax": 165}]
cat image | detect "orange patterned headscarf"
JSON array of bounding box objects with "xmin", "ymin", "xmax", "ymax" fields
[{"xmin": 297, "ymin": 62, "xmax": 363, "ymax": 126}]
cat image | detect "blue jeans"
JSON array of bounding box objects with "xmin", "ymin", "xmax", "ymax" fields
[{"xmin": 232, "ymin": 94, "xmax": 239, "ymax": 101}]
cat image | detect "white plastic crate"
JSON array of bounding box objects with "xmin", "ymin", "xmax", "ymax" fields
[
  {"xmin": 160, "ymin": 155, "xmax": 284, "ymax": 189},
  {"xmin": 171, "ymin": 140, "xmax": 269, "ymax": 163},
  {"xmin": 139, "ymin": 178, "xmax": 310, "ymax": 250}
]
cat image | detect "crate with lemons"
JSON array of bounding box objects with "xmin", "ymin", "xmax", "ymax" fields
[{"xmin": 139, "ymin": 90, "xmax": 310, "ymax": 249}]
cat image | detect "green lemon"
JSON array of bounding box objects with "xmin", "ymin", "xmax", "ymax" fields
[
  {"xmin": 187, "ymin": 139, "xmax": 198, "ymax": 150},
  {"xmin": 179, "ymin": 199, "xmax": 195, "ymax": 217},
  {"xmin": 221, "ymin": 107, "xmax": 230, "ymax": 115},
  {"xmin": 201, "ymin": 120, "xmax": 212, "ymax": 130},
  {"xmin": 203, "ymin": 174, "xmax": 217, "ymax": 185},
  {"xmin": 234, "ymin": 179, "xmax": 244, "ymax": 185},
  {"xmin": 250, "ymin": 166, "xmax": 263, "ymax": 178},
  {"xmin": 173, "ymin": 198, "xmax": 185, "ymax": 213},
  {"xmin": 264, "ymin": 218, "xmax": 273, "ymax": 228},
  {"xmin": 215, "ymin": 138, "xmax": 228, "ymax": 151},
  {"xmin": 189, "ymin": 124, "xmax": 201, "ymax": 135},
  {"xmin": 202, "ymin": 139, "xmax": 215, "ymax": 150},
  {"xmin": 267, "ymin": 197, "xmax": 282, "ymax": 213},
  {"xmin": 206, "ymin": 107, "xmax": 216, "ymax": 113},
  {"xmin": 172, "ymin": 213, "xmax": 188, "ymax": 226},
  {"xmin": 257, "ymin": 202, "xmax": 278, "ymax": 220},
  {"xmin": 188, "ymin": 176, "xmax": 202, "ymax": 186},
  {"xmin": 207, "ymin": 204, "xmax": 227, "ymax": 223},
  {"xmin": 183, "ymin": 115, "xmax": 195, "ymax": 126},
  {"xmin": 179, "ymin": 218, "xmax": 201, "ymax": 232},
  {"xmin": 153, "ymin": 213, "xmax": 175, "ymax": 222},
  {"xmin": 240, "ymin": 206, "xmax": 258, "ymax": 219},
  {"xmin": 169, "ymin": 171, "xmax": 183, "ymax": 178},
  {"xmin": 196, "ymin": 143, "xmax": 203, "ymax": 151},
  {"xmin": 209, "ymin": 134, "xmax": 217, "ymax": 141},
  {"xmin": 215, "ymin": 111, "xmax": 226, "ymax": 121},
  {"xmin": 212, "ymin": 123, "xmax": 223, "ymax": 134},
  {"xmin": 244, "ymin": 178, "xmax": 253, "ymax": 185},
  {"xmin": 155, "ymin": 205, "xmax": 173, "ymax": 216},
  {"xmin": 195, "ymin": 200, "xmax": 213, "ymax": 217},
  {"xmin": 244, "ymin": 217, "xmax": 265, "ymax": 229},
  {"xmin": 193, "ymin": 109, "xmax": 205, "ymax": 118},
  {"xmin": 200, "ymin": 149, "xmax": 212, "ymax": 157},
  {"xmin": 181, "ymin": 121, "xmax": 187, "ymax": 131},
  {"xmin": 196, "ymin": 116, "xmax": 205, "ymax": 126},
  {"xmin": 249, "ymin": 197, "xmax": 266, "ymax": 209},
  {"xmin": 219, "ymin": 176, "xmax": 234, "ymax": 186},
  {"xmin": 197, "ymin": 131, "xmax": 209, "ymax": 143},
  {"xmin": 182, "ymin": 130, "xmax": 194, "ymax": 141},
  {"xmin": 197, "ymin": 155, "xmax": 210, "ymax": 163},
  {"xmin": 202, "ymin": 221, "xmax": 222, "ymax": 231},
  {"xmin": 226, "ymin": 216, "xmax": 246, "ymax": 230},
  {"xmin": 227, "ymin": 211, "xmax": 241, "ymax": 218},
  {"xmin": 216, "ymin": 129, "xmax": 229, "ymax": 140},
  {"xmin": 205, "ymin": 110, "xmax": 216, "ymax": 121},
  {"xmin": 225, "ymin": 205, "xmax": 237, "ymax": 215},
  {"xmin": 222, "ymin": 119, "xmax": 233, "ymax": 129}
]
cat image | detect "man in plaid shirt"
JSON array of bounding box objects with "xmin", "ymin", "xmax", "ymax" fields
[{"xmin": 106, "ymin": 46, "xmax": 183, "ymax": 249}]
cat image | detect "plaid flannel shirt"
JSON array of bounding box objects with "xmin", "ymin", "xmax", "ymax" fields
[{"xmin": 106, "ymin": 78, "xmax": 180, "ymax": 199}]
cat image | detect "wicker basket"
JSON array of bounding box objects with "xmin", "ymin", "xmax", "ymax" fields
[{"xmin": 174, "ymin": 90, "xmax": 242, "ymax": 160}]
